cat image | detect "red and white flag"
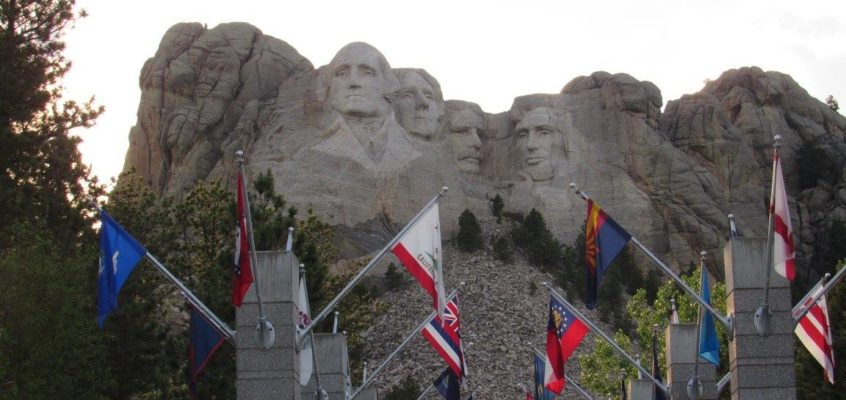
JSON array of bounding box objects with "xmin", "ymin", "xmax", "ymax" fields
[
  {"xmin": 391, "ymin": 203, "xmax": 447, "ymax": 322},
  {"xmin": 232, "ymin": 172, "xmax": 254, "ymax": 307},
  {"xmin": 771, "ymin": 153, "xmax": 796, "ymax": 280},
  {"xmin": 795, "ymin": 293, "xmax": 835, "ymax": 384}
]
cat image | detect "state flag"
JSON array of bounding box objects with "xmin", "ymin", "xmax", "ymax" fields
[
  {"xmin": 546, "ymin": 296, "xmax": 589, "ymax": 394},
  {"xmin": 233, "ymin": 171, "xmax": 254, "ymax": 306},
  {"xmin": 771, "ymin": 152, "xmax": 795, "ymax": 280},
  {"xmin": 97, "ymin": 209, "xmax": 146, "ymax": 327},
  {"xmin": 189, "ymin": 306, "xmax": 225, "ymax": 399},
  {"xmin": 433, "ymin": 367, "xmax": 460, "ymax": 400},
  {"xmin": 795, "ymin": 294, "xmax": 835, "ymax": 384},
  {"xmin": 422, "ymin": 296, "xmax": 466, "ymax": 378},
  {"xmin": 584, "ymin": 199, "xmax": 631, "ymax": 309}
]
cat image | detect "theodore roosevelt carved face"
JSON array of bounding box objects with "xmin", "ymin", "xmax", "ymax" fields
[{"xmin": 445, "ymin": 104, "xmax": 485, "ymax": 174}]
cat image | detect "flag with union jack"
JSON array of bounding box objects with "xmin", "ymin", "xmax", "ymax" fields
[{"xmin": 422, "ymin": 296, "xmax": 467, "ymax": 379}]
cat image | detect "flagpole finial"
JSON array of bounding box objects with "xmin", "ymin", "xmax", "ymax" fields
[
  {"xmin": 299, "ymin": 263, "xmax": 305, "ymax": 277},
  {"xmin": 728, "ymin": 213, "xmax": 735, "ymax": 220},
  {"xmin": 773, "ymin": 135, "xmax": 783, "ymax": 148},
  {"xmin": 700, "ymin": 250, "xmax": 707, "ymax": 260},
  {"xmin": 235, "ymin": 150, "xmax": 245, "ymax": 163},
  {"xmin": 569, "ymin": 182, "xmax": 577, "ymax": 190},
  {"xmin": 440, "ymin": 186, "xmax": 449, "ymax": 196}
]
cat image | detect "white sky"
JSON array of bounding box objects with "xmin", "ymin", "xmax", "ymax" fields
[{"xmin": 62, "ymin": 0, "xmax": 846, "ymax": 185}]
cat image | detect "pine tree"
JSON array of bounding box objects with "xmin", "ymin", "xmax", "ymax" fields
[{"xmin": 456, "ymin": 209, "xmax": 484, "ymax": 252}]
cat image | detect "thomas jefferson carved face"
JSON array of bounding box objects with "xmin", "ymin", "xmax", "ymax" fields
[
  {"xmin": 396, "ymin": 71, "xmax": 440, "ymax": 139},
  {"xmin": 515, "ymin": 108, "xmax": 562, "ymax": 181},
  {"xmin": 447, "ymin": 108, "xmax": 484, "ymax": 174},
  {"xmin": 327, "ymin": 44, "xmax": 392, "ymax": 118}
]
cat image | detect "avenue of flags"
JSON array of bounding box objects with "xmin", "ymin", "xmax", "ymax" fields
[{"xmin": 93, "ymin": 138, "xmax": 844, "ymax": 398}]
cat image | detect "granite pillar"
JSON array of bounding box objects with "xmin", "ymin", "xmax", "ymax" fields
[
  {"xmin": 629, "ymin": 378, "xmax": 656, "ymax": 400},
  {"xmin": 237, "ymin": 251, "xmax": 301, "ymax": 400},
  {"xmin": 665, "ymin": 324, "xmax": 717, "ymax": 399},
  {"xmin": 723, "ymin": 238, "xmax": 795, "ymax": 399}
]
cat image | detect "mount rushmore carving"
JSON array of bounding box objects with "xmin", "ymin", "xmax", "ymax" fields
[{"xmin": 123, "ymin": 22, "xmax": 846, "ymax": 270}]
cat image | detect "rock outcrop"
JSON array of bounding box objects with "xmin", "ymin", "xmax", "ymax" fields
[{"xmin": 123, "ymin": 23, "xmax": 846, "ymax": 276}]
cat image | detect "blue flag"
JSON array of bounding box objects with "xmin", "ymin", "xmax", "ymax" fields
[
  {"xmin": 97, "ymin": 209, "xmax": 146, "ymax": 327},
  {"xmin": 189, "ymin": 306, "xmax": 225, "ymax": 399},
  {"xmin": 533, "ymin": 354, "xmax": 556, "ymax": 400},
  {"xmin": 699, "ymin": 271, "xmax": 720, "ymax": 366},
  {"xmin": 433, "ymin": 367, "xmax": 460, "ymax": 400}
]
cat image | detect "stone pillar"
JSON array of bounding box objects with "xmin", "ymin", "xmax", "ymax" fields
[
  {"xmin": 723, "ymin": 237, "xmax": 795, "ymax": 399},
  {"xmin": 237, "ymin": 251, "xmax": 301, "ymax": 400},
  {"xmin": 665, "ymin": 324, "xmax": 717, "ymax": 399},
  {"xmin": 302, "ymin": 333, "xmax": 351, "ymax": 400},
  {"xmin": 628, "ymin": 379, "xmax": 655, "ymax": 400}
]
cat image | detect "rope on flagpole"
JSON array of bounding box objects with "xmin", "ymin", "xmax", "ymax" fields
[{"xmin": 568, "ymin": 183, "xmax": 734, "ymax": 338}]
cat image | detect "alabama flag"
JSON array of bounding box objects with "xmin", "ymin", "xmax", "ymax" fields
[
  {"xmin": 794, "ymin": 283, "xmax": 835, "ymax": 384},
  {"xmin": 771, "ymin": 152, "xmax": 795, "ymax": 280},
  {"xmin": 391, "ymin": 203, "xmax": 447, "ymax": 321}
]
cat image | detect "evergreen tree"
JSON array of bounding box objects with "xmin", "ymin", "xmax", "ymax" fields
[
  {"xmin": 456, "ymin": 209, "xmax": 484, "ymax": 252},
  {"xmin": 383, "ymin": 375, "xmax": 421, "ymax": 400},
  {"xmin": 511, "ymin": 208, "xmax": 563, "ymax": 270},
  {"xmin": 490, "ymin": 193, "xmax": 504, "ymax": 223}
]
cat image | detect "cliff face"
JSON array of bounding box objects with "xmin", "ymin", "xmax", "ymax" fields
[{"xmin": 123, "ymin": 23, "xmax": 846, "ymax": 273}]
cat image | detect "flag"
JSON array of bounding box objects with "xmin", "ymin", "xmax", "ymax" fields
[
  {"xmin": 97, "ymin": 209, "xmax": 146, "ymax": 327},
  {"xmin": 533, "ymin": 354, "xmax": 556, "ymax": 400},
  {"xmin": 422, "ymin": 296, "xmax": 466, "ymax": 378},
  {"xmin": 792, "ymin": 277, "xmax": 826, "ymax": 320},
  {"xmin": 433, "ymin": 367, "xmax": 460, "ymax": 400},
  {"xmin": 391, "ymin": 202, "xmax": 447, "ymax": 322},
  {"xmin": 771, "ymin": 152, "xmax": 795, "ymax": 280},
  {"xmin": 526, "ymin": 392, "xmax": 534, "ymax": 400},
  {"xmin": 295, "ymin": 273, "xmax": 314, "ymax": 385},
  {"xmin": 233, "ymin": 171, "xmax": 254, "ymax": 306},
  {"xmin": 652, "ymin": 333, "xmax": 666, "ymax": 400},
  {"xmin": 189, "ymin": 306, "xmax": 225, "ymax": 399},
  {"xmin": 698, "ymin": 270, "xmax": 720, "ymax": 366},
  {"xmin": 795, "ymin": 294, "xmax": 835, "ymax": 384},
  {"xmin": 545, "ymin": 296, "xmax": 589, "ymax": 394},
  {"xmin": 584, "ymin": 199, "xmax": 632, "ymax": 309}
]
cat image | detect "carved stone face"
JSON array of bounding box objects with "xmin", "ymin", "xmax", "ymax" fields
[
  {"xmin": 396, "ymin": 72, "xmax": 439, "ymax": 139},
  {"xmin": 447, "ymin": 108, "xmax": 484, "ymax": 174},
  {"xmin": 515, "ymin": 108, "xmax": 561, "ymax": 181},
  {"xmin": 328, "ymin": 45, "xmax": 390, "ymax": 118}
]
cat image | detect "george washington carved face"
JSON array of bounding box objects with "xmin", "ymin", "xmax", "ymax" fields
[{"xmin": 326, "ymin": 43, "xmax": 396, "ymax": 118}]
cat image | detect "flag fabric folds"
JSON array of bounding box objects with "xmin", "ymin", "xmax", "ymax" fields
[
  {"xmin": 233, "ymin": 171, "xmax": 254, "ymax": 307},
  {"xmin": 391, "ymin": 202, "xmax": 447, "ymax": 321},
  {"xmin": 97, "ymin": 209, "xmax": 146, "ymax": 327},
  {"xmin": 698, "ymin": 271, "xmax": 720, "ymax": 366},
  {"xmin": 669, "ymin": 298, "xmax": 680, "ymax": 324},
  {"xmin": 545, "ymin": 296, "xmax": 589, "ymax": 394},
  {"xmin": 533, "ymin": 354, "xmax": 556, "ymax": 400},
  {"xmin": 433, "ymin": 367, "xmax": 460, "ymax": 400},
  {"xmin": 584, "ymin": 199, "xmax": 632, "ymax": 309},
  {"xmin": 422, "ymin": 296, "xmax": 467, "ymax": 378},
  {"xmin": 771, "ymin": 152, "xmax": 795, "ymax": 280},
  {"xmin": 295, "ymin": 273, "xmax": 314, "ymax": 386},
  {"xmin": 652, "ymin": 333, "xmax": 666, "ymax": 400},
  {"xmin": 795, "ymin": 293, "xmax": 836, "ymax": 384},
  {"xmin": 189, "ymin": 306, "xmax": 225, "ymax": 399}
]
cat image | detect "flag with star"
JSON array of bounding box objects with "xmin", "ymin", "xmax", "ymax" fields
[{"xmin": 545, "ymin": 296, "xmax": 589, "ymax": 394}]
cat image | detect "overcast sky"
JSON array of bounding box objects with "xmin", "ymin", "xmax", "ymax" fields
[{"xmin": 62, "ymin": 0, "xmax": 846, "ymax": 185}]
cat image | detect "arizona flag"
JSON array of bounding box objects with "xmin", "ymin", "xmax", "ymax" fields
[
  {"xmin": 771, "ymin": 152, "xmax": 795, "ymax": 280},
  {"xmin": 233, "ymin": 171, "xmax": 254, "ymax": 307},
  {"xmin": 545, "ymin": 296, "xmax": 589, "ymax": 394},
  {"xmin": 585, "ymin": 199, "xmax": 632, "ymax": 309},
  {"xmin": 391, "ymin": 202, "xmax": 447, "ymax": 321},
  {"xmin": 422, "ymin": 296, "xmax": 466, "ymax": 378},
  {"xmin": 794, "ymin": 285, "xmax": 835, "ymax": 384}
]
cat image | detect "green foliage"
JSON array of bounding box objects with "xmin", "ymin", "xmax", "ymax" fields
[
  {"xmin": 384, "ymin": 262, "xmax": 405, "ymax": 290},
  {"xmin": 826, "ymin": 95, "xmax": 839, "ymax": 112},
  {"xmin": 383, "ymin": 375, "xmax": 420, "ymax": 400},
  {"xmin": 456, "ymin": 209, "xmax": 484, "ymax": 252},
  {"xmin": 579, "ymin": 266, "xmax": 729, "ymax": 398},
  {"xmin": 511, "ymin": 208, "xmax": 562, "ymax": 270},
  {"xmin": 797, "ymin": 140, "xmax": 839, "ymax": 190},
  {"xmin": 492, "ymin": 234, "xmax": 513, "ymax": 263},
  {"xmin": 578, "ymin": 331, "xmax": 637, "ymax": 399},
  {"xmin": 490, "ymin": 194, "xmax": 504, "ymax": 223}
]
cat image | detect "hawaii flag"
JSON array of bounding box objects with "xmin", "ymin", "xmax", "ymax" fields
[
  {"xmin": 233, "ymin": 172, "xmax": 254, "ymax": 306},
  {"xmin": 794, "ymin": 285, "xmax": 835, "ymax": 384},
  {"xmin": 771, "ymin": 152, "xmax": 795, "ymax": 280},
  {"xmin": 391, "ymin": 202, "xmax": 447, "ymax": 321}
]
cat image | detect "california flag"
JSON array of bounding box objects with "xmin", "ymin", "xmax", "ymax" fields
[{"xmin": 391, "ymin": 202, "xmax": 447, "ymax": 322}]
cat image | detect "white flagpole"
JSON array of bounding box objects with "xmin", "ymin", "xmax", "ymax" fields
[
  {"xmin": 235, "ymin": 150, "xmax": 274, "ymax": 349},
  {"xmin": 794, "ymin": 266, "xmax": 846, "ymax": 324},
  {"xmin": 543, "ymin": 283, "xmax": 670, "ymax": 397},
  {"xmin": 348, "ymin": 291, "xmax": 458, "ymax": 400},
  {"xmin": 299, "ymin": 187, "xmax": 449, "ymax": 345},
  {"xmin": 569, "ymin": 183, "xmax": 734, "ymax": 337}
]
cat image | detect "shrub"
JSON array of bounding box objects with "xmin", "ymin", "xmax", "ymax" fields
[
  {"xmin": 490, "ymin": 194, "xmax": 504, "ymax": 223},
  {"xmin": 457, "ymin": 209, "xmax": 484, "ymax": 252},
  {"xmin": 492, "ymin": 234, "xmax": 513, "ymax": 263},
  {"xmin": 384, "ymin": 262, "xmax": 404, "ymax": 290}
]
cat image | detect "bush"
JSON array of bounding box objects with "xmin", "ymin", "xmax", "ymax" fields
[
  {"xmin": 511, "ymin": 209, "xmax": 562, "ymax": 270},
  {"xmin": 457, "ymin": 209, "xmax": 484, "ymax": 252},
  {"xmin": 492, "ymin": 234, "xmax": 513, "ymax": 263},
  {"xmin": 383, "ymin": 375, "xmax": 420, "ymax": 400},
  {"xmin": 384, "ymin": 262, "xmax": 404, "ymax": 290},
  {"xmin": 490, "ymin": 194, "xmax": 504, "ymax": 223}
]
